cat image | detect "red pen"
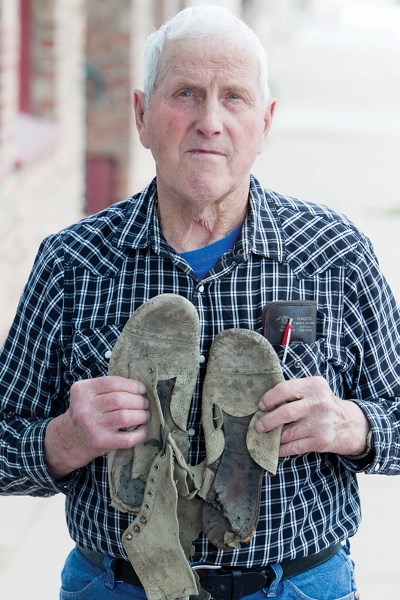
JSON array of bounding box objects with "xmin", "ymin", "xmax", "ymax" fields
[{"xmin": 281, "ymin": 317, "xmax": 293, "ymax": 364}]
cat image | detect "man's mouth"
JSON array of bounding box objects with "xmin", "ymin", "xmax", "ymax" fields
[{"xmin": 187, "ymin": 149, "xmax": 225, "ymax": 156}]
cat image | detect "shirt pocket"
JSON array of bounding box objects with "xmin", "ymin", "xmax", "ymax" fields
[
  {"xmin": 266, "ymin": 308, "xmax": 327, "ymax": 379},
  {"xmin": 279, "ymin": 337, "xmax": 327, "ymax": 379},
  {"xmin": 63, "ymin": 324, "xmax": 122, "ymax": 386}
]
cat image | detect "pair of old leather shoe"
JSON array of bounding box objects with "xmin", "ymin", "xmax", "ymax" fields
[{"xmin": 107, "ymin": 294, "xmax": 283, "ymax": 600}]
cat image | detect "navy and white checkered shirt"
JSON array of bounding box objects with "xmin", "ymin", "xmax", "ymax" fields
[{"xmin": 1, "ymin": 175, "xmax": 400, "ymax": 567}]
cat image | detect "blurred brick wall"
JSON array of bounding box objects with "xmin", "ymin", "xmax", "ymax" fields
[
  {"xmin": 0, "ymin": 0, "xmax": 86, "ymax": 339},
  {"xmin": 85, "ymin": 0, "xmax": 133, "ymax": 204},
  {"xmin": 0, "ymin": 1, "xmax": 19, "ymax": 179}
]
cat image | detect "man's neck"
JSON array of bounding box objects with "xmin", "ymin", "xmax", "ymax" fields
[{"xmin": 157, "ymin": 190, "xmax": 249, "ymax": 253}]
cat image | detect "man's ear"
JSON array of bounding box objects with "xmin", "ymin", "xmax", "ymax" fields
[
  {"xmin": 263, "ymin": 99, "xmax": 276, "ymax": 137},
  {"xmin": 134, "ymin": 90, "xmax": 150, "ymax": 149},
  {"xmin": 257, "ymin": 99, "xmax": 276, "ymax": 155}
]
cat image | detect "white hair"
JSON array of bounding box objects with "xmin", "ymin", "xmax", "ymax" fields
[{"xmin": 142, "ymin": 5, "xmax": 270, "ymax": 108}]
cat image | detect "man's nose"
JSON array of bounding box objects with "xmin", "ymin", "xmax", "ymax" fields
[{"xmin": 194, "ymin": 98, "xmax": 223, "ymax": 138}]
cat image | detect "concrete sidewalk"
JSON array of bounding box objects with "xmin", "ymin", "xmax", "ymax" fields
[{"xmin": 0, "ymin": 495, "xmax": 73, "ymax": 597}]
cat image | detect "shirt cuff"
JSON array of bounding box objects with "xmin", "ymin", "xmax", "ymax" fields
[
  {"xmin": 21, "ymin": 419, "xmax": 81, "ymax": 495},
  {"xmin": 339, "ymin": 399, "xmax": 394, "ymax": 474}
]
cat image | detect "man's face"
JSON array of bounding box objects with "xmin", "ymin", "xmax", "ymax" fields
[{"xmin": 135, "ymin": 34, "xmax": 274, "ymax": 208}]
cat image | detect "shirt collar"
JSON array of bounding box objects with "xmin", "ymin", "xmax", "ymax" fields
[
  {"xmin": 114, "ymin": 178, "xmax": 162, "ymax": 252},
  {"xmin": 114, "ymin": 175, "xmax": 285, "ymax": 263},
  {"xmin": 246, "ymin": 175, "xmax": 285, "ymax": 261}
]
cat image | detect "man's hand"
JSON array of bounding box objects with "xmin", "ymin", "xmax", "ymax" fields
[
  {"xmin": 255, "ymin": 376, "xmax": 370, "ymax": 458},
  {"xmin": 45, "ymin": 376, "xmax": 150, "ymax": 479}
]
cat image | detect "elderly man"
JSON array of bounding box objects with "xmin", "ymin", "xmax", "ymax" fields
[{"xmin": 1, "ymin": 5, "xmax": 399, "ymax": 600}]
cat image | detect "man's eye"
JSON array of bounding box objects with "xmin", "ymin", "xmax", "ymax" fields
[
  {"xmin": 178, "ymin": 90, "xmax": 193, "ymax": 97},
  {"xmin": 227, "ymin": 93, "xmax": 242, "ymax": 100}
]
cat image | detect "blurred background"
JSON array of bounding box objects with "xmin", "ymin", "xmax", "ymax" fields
[{"xmin": 0, "ymin": 0, "xmax": 399, "ymax": 598}]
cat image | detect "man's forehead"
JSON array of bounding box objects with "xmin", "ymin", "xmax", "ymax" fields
[{"xmin": 158, "ymin": 35, "xmax": 259, "ymax": 82}]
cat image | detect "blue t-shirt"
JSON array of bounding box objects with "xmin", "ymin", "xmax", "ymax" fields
[{"xmin": 180, "ymin": 223, "xmax": 243, "ymax": 280}]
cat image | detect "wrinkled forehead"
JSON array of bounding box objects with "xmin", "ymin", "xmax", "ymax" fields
[{"xmin": 156, "ymin": 33, "xmax": 260, "ymax": 86}]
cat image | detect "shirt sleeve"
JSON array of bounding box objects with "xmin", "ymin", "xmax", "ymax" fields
[
  {"xmin": 339, "ymin": 234, "xmax": 400, "ymax": 475},
  {"xmin": 0, "ymin": 234, "xmax": 79, "ymax": 496}
]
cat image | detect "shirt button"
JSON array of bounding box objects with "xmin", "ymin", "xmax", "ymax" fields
[
  {"xmin": 197, "ymin": 284, "xmax": 205, "ymax": 293},
  {"xmin": 104, "ymin": 350, "xmax": 112, "ymax": 360},
  {"xmin": 199, "ymin": 355, "xmax": 206, "ymax": 364},
  {"xmin": 188, "ymin": 428, "xmax": 195, "ymax": 437},
  {"xmin": 374, "ymin": 462, "xmax": 381, "ymax": 472},
  {"xmin": 294, "ymin": 361, "xmax": 302, "ymax": 369}
]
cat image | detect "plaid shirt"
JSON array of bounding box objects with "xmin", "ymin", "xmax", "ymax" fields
[{"xmin": 1, "ymin": 176, "xmax": 400, "ymax": 567}]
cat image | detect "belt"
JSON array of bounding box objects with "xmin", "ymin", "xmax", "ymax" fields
[{"xmin": 79, "ymin": 542, "xmax": 341, "ymax": 600}]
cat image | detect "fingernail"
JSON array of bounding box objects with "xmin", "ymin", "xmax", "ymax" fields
[
  {"xmin": 255, "ymin": 420, "xmax": 265, "ymax": 433},
  {"xmin": 137, "ymin": 383, "xmax": 147, "ymax": 394}
]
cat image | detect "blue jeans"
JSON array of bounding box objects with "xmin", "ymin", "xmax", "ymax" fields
[{"xmin": 59, "ymin": 543, "xmax": 359, "ymax": 600}]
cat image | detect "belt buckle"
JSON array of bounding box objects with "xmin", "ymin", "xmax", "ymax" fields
[
  {"xmin": 195, "ymin": 566, "xmax": 270, "ymax": 600},
  {"xmin": 193, "ymin": 564, "xmax": 222, "ymax": 573}
]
